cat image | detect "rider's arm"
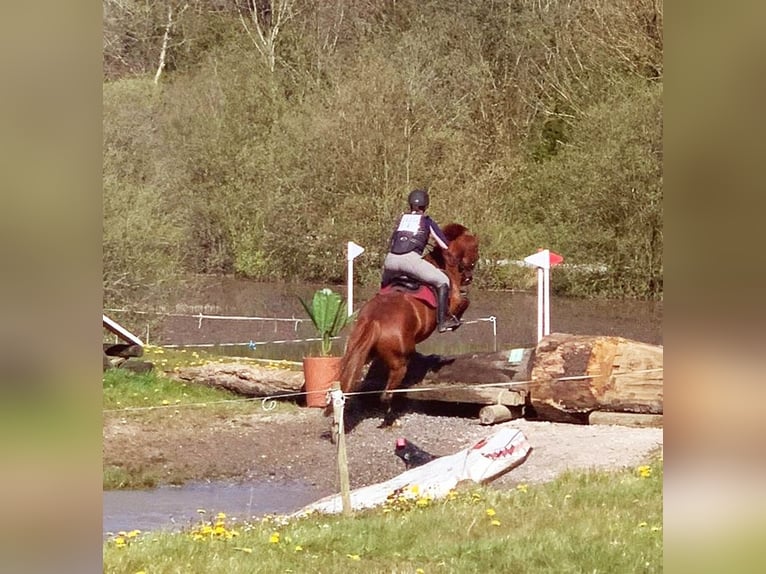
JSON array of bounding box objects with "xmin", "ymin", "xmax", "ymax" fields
[{"xmin": 426, "ymin": 217, "xmax": 450, "ymax": 250}]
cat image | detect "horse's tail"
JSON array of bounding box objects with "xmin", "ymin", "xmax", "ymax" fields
[{"xmin": 339, "ymin": 315, "xmax": 380, "ymax": 395}]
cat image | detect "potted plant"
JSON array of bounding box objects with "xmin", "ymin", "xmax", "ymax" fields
[{"xmin": 298, "ymin": 288, "xmax": 354, "ymax": 407}]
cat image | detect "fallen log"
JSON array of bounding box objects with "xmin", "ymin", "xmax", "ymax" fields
[
  {"xmin": 360, "ymin": 333, "xmax": 662, "ymax": 426},
  {"xmin": 520, "ymin": 333, "xmax": 663, "ymax": 424},
  {"xmin": 359, "ymin": 350, "xmax": 531, "ymax": 408},
  {"xmin": 170, "ymin": 363, "xmax": 304, "ymax": 397}
]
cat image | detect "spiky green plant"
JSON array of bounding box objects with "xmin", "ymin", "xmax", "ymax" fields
[{"xmin": 299, "ymin": 288, "xmax": 354, "ymax": 356}]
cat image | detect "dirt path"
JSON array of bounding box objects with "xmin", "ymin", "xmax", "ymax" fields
[{"xmin": 103, "ymin": 398, "xmax": 663, "ymax": 496}]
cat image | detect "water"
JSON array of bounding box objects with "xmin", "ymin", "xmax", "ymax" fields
[
  {"xmin": 103, "ymin": 480, "xmax": 324, "ymax": 536},
  {"xmin": 141, "ymin": 278, "xmax": 662, "ymax": 360}
]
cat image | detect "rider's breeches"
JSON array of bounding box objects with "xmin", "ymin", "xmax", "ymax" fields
[{"xmin": 383, "ymin": 251, "xmax": 450, "ymax": 287}]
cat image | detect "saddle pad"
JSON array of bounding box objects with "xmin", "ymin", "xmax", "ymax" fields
[{"xmin": 379, "ymin": 284, "xmax": 437, "ymax": 308}]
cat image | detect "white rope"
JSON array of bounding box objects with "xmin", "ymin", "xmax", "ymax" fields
[{"xmin": 105, "ymin": 367, "xmax": 664, "ymax": 415}]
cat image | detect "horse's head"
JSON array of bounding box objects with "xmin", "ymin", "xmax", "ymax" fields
[{"xmin": 432, "ymin": 223, "xmax": 480, "ymax": 288}]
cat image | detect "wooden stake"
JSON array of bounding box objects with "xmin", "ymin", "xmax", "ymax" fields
[{"xmin": 330, "ymin": 389, "xmax": 352, "ymax": 516}]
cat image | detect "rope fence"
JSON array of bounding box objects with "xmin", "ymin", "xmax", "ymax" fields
[
  {"xmin": 104, "ymin": 308, "xmax": 498, "ymax": 351},
  {"xmin": 103, "ymin": 367, "xmax": 664, "ymax": 415}
]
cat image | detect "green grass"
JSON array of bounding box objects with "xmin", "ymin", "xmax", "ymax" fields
[
  {"xmin": 103, "ymin": 456, "xmax": 663, "ymax": 574},
  {"xmin": 103, "ymin": 346, "xmax": 301, "ymax": 413},
  {"xmin": 103, "ymin": 357, "xmax": 301, "ymax": 489}
]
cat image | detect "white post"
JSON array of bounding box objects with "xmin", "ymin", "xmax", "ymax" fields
[
  {"xmin": 346, "ymin": 241, "xmax": 365, "ymax": 317},
  {"xmin": 543, "ymin": 265, "xmax": 551, "ymax": 336},
  {"xmin": 523, "ymin": 249, "xmax": 562, "ymax": 344},
  {"xmin": 536, "ymin": 267, "xmax": 544, "ymax": 343}
]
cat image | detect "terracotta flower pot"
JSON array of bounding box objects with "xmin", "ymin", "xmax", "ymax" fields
[{"xmin": 302, "ymin": 356, "xmax": 342, "ymax": 408}]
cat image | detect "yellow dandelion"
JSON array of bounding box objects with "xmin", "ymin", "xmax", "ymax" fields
[
  {"xmin": 126, "ymin": 530, "xmax": 141, "ymax": 538},
  {"xmin": 410, "ymin": 484, "xmax": 420, "ymax": 495},
  {"xmin": 416, "ymin": 498, "xmax": 430, "ymax": 507},
  {"xmin": 637, "ymin": 465, "xmax": 652, "ymax": 478},
  {"xmin": 269, "ymin": 532, "xmax": 280, "ymax": 544},
  {"xmin": 347, "ymin": 554, "xmax": 361, "ymax": 561},
  {"xmin": 294, "ymin": 545, "xmax": 304, "ymax": 552},
  {"xmin": 486, "ymin": 508, "xmax": 496, "ymax": 517},
  {"xmin": 416, "ymin": 569, "xmax": 425, "ymax": 574},
  {"xmin": 491, "ymin": 519, "xmax": 501, "ymax": 526}
]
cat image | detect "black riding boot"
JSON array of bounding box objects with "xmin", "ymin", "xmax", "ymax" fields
[{"xmin": 436, "ymin": 284, "xmax": 461, "ymax": 333}]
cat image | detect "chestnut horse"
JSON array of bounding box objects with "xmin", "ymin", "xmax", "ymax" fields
[{"xmin": 338, "ymin": 223, "xmax": 479, "ymax": 424}]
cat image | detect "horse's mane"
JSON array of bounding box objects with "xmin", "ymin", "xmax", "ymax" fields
[
  {"xmin": 429, "ymin": 223, "xmax": 470, "ymax": 269},
  {"xmin": 442, "ymin": 223, "xmax": 468, "ymax": 241}
]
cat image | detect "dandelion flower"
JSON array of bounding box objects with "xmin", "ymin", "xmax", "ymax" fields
[
  {"xmin": 486, "ymin": 508, "xmax": 496, "ymax": 517},
  {"xmin": 637, "ymin": 465, "xmax": 652, "ymax": 478},
  {"xmin": 347, "ymin": 554, "xmax": 361, "ymax": 561},
  {"xmin": 490, "ymin": 520, "xmax": 501, "ymax": 526},
  {"xmin": 294, "ymin": 545, "xmax": 304, "ymax": 552},
  {"xmin": 416, "ymin": 569, "xmax": 425, "ymax": 574},
  {"xmin": 269, "ymin": 532, "xmax": 280, "ymax": 544}
]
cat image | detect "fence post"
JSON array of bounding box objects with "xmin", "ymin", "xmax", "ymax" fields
[{"xmin": 330, "ymin": 389, "xmax": 352, "ymax": 516}]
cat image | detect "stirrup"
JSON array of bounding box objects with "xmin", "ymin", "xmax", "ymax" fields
[{"xmin": 438, "ymin": 315, "xmax": 461, "ymax": 333}]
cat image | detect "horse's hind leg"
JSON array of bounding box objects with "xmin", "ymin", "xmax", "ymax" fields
[{"xmin": 379, "ymin": 358, "xmax": 408, "ymax": 427}]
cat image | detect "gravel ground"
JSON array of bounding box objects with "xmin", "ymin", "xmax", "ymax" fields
[{"xmin": 103, "ymin": 401, "xmax": 663, "ymax": 496}]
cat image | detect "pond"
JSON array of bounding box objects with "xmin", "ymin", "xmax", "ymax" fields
[
  {"xmin": 130, "ymin": 277, "xmax": 662, "ymax": 360},
  {"xmin": 103, "ymin": 479, "xmax": 324, "ymax": 536}
]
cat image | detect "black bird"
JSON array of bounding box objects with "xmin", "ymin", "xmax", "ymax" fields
[{"xmin": 394, "ymin": 437, "xmax": 439, "ymax": 469}]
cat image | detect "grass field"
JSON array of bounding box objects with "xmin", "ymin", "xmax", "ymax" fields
[{"xmin": 103, "ymin": 456, "xmax": 662, "ymax": 573}]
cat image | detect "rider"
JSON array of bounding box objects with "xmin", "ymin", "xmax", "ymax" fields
[{"xmin": 383, "ymin": 189, "xmax": 461, "ymax": 333}]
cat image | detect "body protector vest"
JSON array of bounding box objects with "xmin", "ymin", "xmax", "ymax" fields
[{"xmin": 389, "ymin": 213, "xmax": 430, "ymax": 255}]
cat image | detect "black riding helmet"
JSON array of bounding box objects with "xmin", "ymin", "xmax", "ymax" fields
[{"xmin": 408, "ymin": 189, "xmax": 429, "ymax": 210}]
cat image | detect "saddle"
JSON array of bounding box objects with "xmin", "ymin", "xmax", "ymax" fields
[{"xmin": 379, "ymin": 272, "xmax": 437, "ymax": 308}]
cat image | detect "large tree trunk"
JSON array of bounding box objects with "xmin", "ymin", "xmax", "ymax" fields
[
  {"xmin": 384, "ymin": 333, "xmax": 662, "ymax": 425},
  {"xmin": 520, "ymin": 333, "xmax": 663, "ymax": 423}
]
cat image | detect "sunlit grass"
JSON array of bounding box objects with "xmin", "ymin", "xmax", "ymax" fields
[
  {"xmin": 103, "ymin": 455, "xmax": 662, "ymax": 574},
  {"xmin": 139, "ymin": 344, "xmax": 301, "ymax": 373}
]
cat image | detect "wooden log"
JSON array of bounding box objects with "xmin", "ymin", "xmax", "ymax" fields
[
  {"xmin": 588, "ymin": 411, "xmax": 663, "ymax": 428},
  {"xmin": 479, "ymin": 404, "xmax": 522, "ymax": 425},
  {"xmin": 361, "ymin": 349, "xmax": 532, "ymax": 407},
  {"xmin": 170, "ymin": 363, "xmax": 304, "ymax": 397},
  {"xmin": 522, "ymin": 333, "xmax": 663, "ymax": 423},
  {"xmin": 103, "ymin": 343, "xmax": 144, "ymax": 358}
]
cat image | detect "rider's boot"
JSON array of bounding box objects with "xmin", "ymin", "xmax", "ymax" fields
[{"xmin": 436, "ymin": 284, "xmax": 461, "ymax": 333}]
